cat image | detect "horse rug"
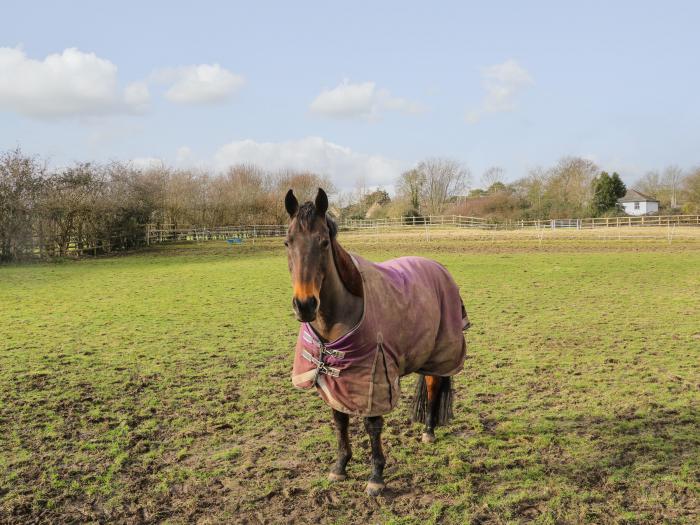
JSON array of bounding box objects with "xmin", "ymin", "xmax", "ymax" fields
[{"xmin": 292, "ymin": 254, "xmax": 469, "ymax": 417}]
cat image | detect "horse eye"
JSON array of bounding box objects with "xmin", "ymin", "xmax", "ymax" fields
[
  {"xmin": 320, "ymin": 239, "xmax": 330, "ymax": 248},
  {"xmin": 284, "ymin": 240, "xmax": 289, "ymax": 247}
]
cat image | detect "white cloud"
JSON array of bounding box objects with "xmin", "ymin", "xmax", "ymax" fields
[
  {"xmin": 310, "ymin": 80, "xmax": 423, "ymax": 119},
  {"xmin": 175, "ymin": 146, "xmax": 193, "ymax": 165},
  {"xmin": 214, "ymin": 136, "xmax": 405, "ymax": 189},
  {"xmin": 152, "ymin": 64, "xmax": 244, "ymax": 105},
  {"xmin": 0, "ymin": 47, "xmax": 149, "ymax": 118},
  {"xmin": 0, "ymin": 48, "xmax": 246, "ymax": 117},
  {"xmin": 123, "ymin": 81, "xmax": 150, "ymax": 111},
  {"xmin": 466, "ymin": 59, "xmax": 533, "ymax": 123}
]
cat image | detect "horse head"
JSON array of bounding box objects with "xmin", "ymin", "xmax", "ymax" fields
[{"xmin": 284, "ymin": 188, "xmax": 333, "ymax": 322}]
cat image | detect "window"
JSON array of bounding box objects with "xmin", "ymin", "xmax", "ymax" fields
[{"xmin": 634, "ymin": 202, "xmax": 640, "ymax": 210}]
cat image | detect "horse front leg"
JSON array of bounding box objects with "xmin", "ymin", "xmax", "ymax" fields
[
  {"xmin": 328, "ymin": 409, "xmax": 351, "ymax": 481},
  {"xmin": 363, "ymin": 415, "xmax": 386, "ymax": 496}
]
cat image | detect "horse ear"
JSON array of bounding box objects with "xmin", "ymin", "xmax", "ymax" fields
[
  {"xmin": 315, "ymin": 188, "xmax": 328, "ymax": 216},
  {"xmin": 285, "ymin": 189, "xmax": 298, "ymax": 217}
]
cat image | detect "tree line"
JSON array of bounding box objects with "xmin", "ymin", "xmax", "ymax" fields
[
  {"xmin": 2, "ymin": 148, "xmax": 699, "ymax": 261},
  {"xmin": 0, "ymin": 149, "xmax": 331, "ymax": 261},
  {"xmin": 366, "ymin": 156, "xmax": 700, "ymax": 221}
]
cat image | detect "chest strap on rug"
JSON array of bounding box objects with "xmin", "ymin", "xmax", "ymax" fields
[
  {"xmin": 302, "ymin": 331, "xmax": 346, "ymax": 359},
  {"xmin": 302, "ymin": 349, "xmax": 341, "ymax": 378}
]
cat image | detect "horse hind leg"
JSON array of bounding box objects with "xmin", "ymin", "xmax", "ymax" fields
[
  {"xmin": 328, "ymin": 409, "xmax": 352, "ymax": 481},
  {"xmin": 411, "ymin": 374, "xmax": 454, "ymax": 444}
]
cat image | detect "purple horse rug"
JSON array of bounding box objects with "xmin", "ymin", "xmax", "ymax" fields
[{"xmin": 292, "ymin": 254, "xmax": 469, "ymax": 417}]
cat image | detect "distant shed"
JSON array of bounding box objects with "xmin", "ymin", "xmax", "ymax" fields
[{"xmin": 618, "ymin": 189, "xmax": 659, "ymax": 216}]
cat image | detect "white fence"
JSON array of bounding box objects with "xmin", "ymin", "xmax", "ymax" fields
[
  {"xmin": 343, "ymin": 214, "xmax": 700, "ymax": 230},
  {"xmin": 144, "ymin": 214, "xmax": 700, "ymax": 244},
  {"xmin": 21, "ymin": 214, "xmax": 699, "ymax": 259}
]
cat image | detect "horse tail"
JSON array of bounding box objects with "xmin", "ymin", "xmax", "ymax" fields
[
  {"xmin": 435, "ymin": 376, "xmax": 454, "ymax": 426},
  {"xmin": 411, "ymin": 374, "xmax": 454, "ymax": 426}
]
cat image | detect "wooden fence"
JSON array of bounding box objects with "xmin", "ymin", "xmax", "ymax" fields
[
  {"xmin": 342, "ymin": 214, "xmax": 700, "ymax": 230},
  {"xmin": 13, "ymin": 214, "xmax": 699, "ymax": 259},
  {"xmin": 144, "ymin": 224, "xmax": 287, "ymax": 244},
  {"xmin": 143, "ymin": 214, "xmax": 700, "ymax": 244}
]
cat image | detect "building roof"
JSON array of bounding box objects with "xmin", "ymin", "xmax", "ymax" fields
[{"xmin": 618, "ymin": 188, "xmax": 659, "ymax": 203}]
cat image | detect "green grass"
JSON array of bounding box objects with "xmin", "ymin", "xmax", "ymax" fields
[{"xmin": 0, "ymin": 237, "xmax": 698, "ymax": 524}]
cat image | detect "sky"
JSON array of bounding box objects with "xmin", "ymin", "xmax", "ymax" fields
[{"xmin": 1, "ymin": 1, "xmax": 699, "ymax": 192}]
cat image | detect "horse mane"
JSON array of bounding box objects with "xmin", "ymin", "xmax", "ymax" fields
[{"xmin": 328, "ymin": 217, "xmax": 364, "ymax": 298}]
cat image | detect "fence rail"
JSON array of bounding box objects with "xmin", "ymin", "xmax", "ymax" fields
[
  {"xmin": 144, "ymin": 214, "xmax": 700, "ymax": 244},
  {"xmin": 507, "ymin": 214, "xmax": 700, "ymax": 229},
  {"xmin": 12, "ymin": 214, "xmax": 700, "ymax": 259},
  {"xmin": 144, "ymin": 224, "xmax": 287, "ymax": 244}
]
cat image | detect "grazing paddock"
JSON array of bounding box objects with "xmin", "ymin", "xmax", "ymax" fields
[{"xmin": 0, "ymin": 235, "xmax": 698, "ymax": 524}]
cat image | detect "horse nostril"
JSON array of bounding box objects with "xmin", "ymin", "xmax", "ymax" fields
[
  {"xmin": 307, "ymin": 296, "xmax": 318, "ymax": 312},
  {"xmin": 293, "ymin": 296, "xmax": 318, "ymax": 316}
]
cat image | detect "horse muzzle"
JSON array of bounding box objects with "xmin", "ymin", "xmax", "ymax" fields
[{"xmin": 293, "ymin": 296, "xmax": 318, "ymax": 322}]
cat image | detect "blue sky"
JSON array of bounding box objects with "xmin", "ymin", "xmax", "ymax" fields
[{"xmin": 1, "ymin": 1, "xmax": 699, "ymax": 191}]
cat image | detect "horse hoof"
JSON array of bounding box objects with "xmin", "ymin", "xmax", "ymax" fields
[
  {"xmin": 421, "ymin": 432, "xmax": 436, "ymax": 444},
  {"xmin": 365, "ymin": 481, "xmax": 385, "ymax": 497},
  {"xmin": 328, "ymin": 471, "xmax": 347, "ymax": 482}
]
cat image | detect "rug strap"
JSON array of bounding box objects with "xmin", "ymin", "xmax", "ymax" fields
[{"xmin": 301, "ymin": 349, "xmax": 341, "ymax": 378}]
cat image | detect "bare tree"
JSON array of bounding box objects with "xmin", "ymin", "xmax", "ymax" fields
[
  {"xmin": 662, "ymin": 165, "xmax": 683, "ymax": 209},
  {"xmin": 481, "ymin": 166, "xmax": 505, "ymax": 190},
  {"xmin": 269, "ymin": 170, "xmax": 335, "ymax": 222},
  {"xmin": 416, "ymin": 158, "xmax": 470, "ymax": 215},
  {"xmin": 54, "ymin": 164, "xmax": 104, "ymax": 254},
  {"xmin": 636, "ymin": 170, "xmax": 663, "ymax": 198},
  {"xmin": 209, "ymin": 164, "xmax": 267, "ymax": 225},
  {"xmin": 544, "ymin": 156, "xmax": 598, "ymax": 217},
  {"xmin": 0, "ymin": 149, "xmax": 45, "ymax": 260},
  {"xmin": 636, "ymin": 167, "xmax": 682, "ymax": 209},
  {"xmin": 396, "ymin": 168, "xmax": 425, "ymax": 213},
  {"xmin": 683, "ymin": 167, "xmax": 700, "ymax": 213},
  {"xmin": 511, "ymin": 167, "xmax": 548, "ymax": 218}
]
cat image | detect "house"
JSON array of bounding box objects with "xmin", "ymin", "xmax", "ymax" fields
[{"xmin": 618, "ymin": 189, "xmax": 659, "ymax": 216}]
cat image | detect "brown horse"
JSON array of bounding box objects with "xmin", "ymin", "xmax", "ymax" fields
[{"xmin": 284, "ymin": 188, "xmax": 468, "ymax": 496}]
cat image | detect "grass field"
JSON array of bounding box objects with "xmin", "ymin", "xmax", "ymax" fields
[{"xmin": 1, "ymin": 232, "xmax": 699, "ymax": 524}]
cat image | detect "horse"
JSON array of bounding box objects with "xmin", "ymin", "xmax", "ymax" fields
[{"xmin": 284, "ymin": 188, "xmax": 469, "ymax": 496}]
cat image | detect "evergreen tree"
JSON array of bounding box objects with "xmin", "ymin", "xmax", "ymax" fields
[
  {"xmin": 610, "ymin": 172, "xmax": 626, "ymax": 199},
  {"xmin": 592, "ymin": 171, "xmax": 618, "ymax": 215}
]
